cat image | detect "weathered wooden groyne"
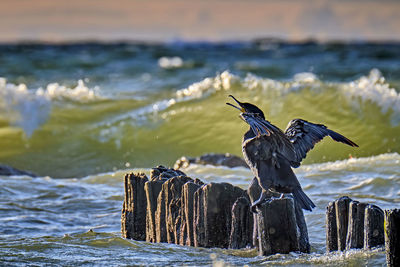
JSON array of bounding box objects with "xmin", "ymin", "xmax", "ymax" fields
[
  {"xmin": 121, "ymin": 165, "xmax": 310, "ymax": 256},
  {"xmin": 326, "ymin": 196, "xmax": 385, "ymax": 252},
  {"xmin": 384, "ymin": 209, "xmax": 400, "ymax": 267},
  {"xmin": 326, "ymin": 196, "xmax": 400, "ymax": 267},
  {"xmin": 121, "ymin": 154, "xmax": 400, "ymax": 263}
]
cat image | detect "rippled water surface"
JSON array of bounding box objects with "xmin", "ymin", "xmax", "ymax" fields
[{"xmin": 0, "ymin": 42, "xmax": 399, "ymax": 265}]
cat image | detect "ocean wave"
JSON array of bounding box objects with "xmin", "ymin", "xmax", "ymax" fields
[
  {"xmin": 98, "ymin": 68, "xmax": 400, "ymax": 132},
  {"xmin": 173, "ymin": 69, "xmax": 399, "ymax": 115},
  {"xmin": 101, "ymin": 71, "xmax": 238, "ymax": 125},
  {"xmin": 339, "ymin": 69, "xmax": 400, "ymax": 125},
  {"xmin": 183, "ymin": 153, "xmax": 400, "ymax": 177},
  {"xmin": 2, "ymin": 68, "xmax": 399, "ymax": 138},
  {"xmin": 300, "ymin": 152, "xmax": 400, "ymax": 173},
  {"xmin": 0, "ymin": 78, "xmax": 102, "ymax": 136}
]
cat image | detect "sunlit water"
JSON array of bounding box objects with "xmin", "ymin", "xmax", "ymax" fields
[{"xmin": 0, "ymin": 42, "xmax": 399, "ymax": 265}]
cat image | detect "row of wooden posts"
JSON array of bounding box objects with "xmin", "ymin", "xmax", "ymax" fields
[
  {"xmin": 121, "ymin": 166, "xmax": 310, "ymax": 256},
  {"xmin": 121, "ymin": 163, "xmax": 399, "ymax": 265},
  {"xmin": 326, "ymin": 196, "xmax": 400, "ymax": 266}
]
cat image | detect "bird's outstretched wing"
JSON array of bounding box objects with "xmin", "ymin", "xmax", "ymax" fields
[{"xmin": 284, "ymin": 119, "xmax": 358, "ymax": 167}]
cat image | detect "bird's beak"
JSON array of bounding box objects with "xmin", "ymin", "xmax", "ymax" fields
[{"xmin": 226, "ymin": 95, "xmax": 245, "ymax": 112}]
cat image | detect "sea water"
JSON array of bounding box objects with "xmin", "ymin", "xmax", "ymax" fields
[{"xmin": 0, "ymin": 42, "xmax": 399, "ymax": 266}]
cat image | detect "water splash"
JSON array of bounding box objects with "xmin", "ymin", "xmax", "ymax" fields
[
  {"xmin": 340, "ymin": 69, "xmax": 400, "ymax": 125},
  {"xmin": 0, "ymin": 78, "xmax": 102, "ymax": 137},
  {"xmin": 0, "ymin": 78, "xmax": 50, "ymax": 137}
]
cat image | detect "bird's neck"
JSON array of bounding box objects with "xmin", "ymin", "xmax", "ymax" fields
[{"xmin": 244, "ymin": 128, "xmax": 255, "ymax": 141}]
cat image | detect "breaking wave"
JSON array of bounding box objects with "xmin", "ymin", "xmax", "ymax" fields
[
  {"xmin": 1, "ymin": 69, "xmax": 399, "ymax": 177},
  {"xmin": 0, "ymin": 78, "xmax": 102, "ymax": 136}
]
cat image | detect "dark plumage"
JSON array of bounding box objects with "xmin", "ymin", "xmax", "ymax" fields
[
  {"xmin": 226, "ymin": 95, "xmax": 358, "ymax": 212},
  {"xmin": 285, "ymin": 119, "xmax": 358, "ymax": 168}
]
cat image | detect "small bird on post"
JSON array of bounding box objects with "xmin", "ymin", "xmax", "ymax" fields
[{"xmin": 226, "ymin": 95, "xmax": 358, "ymax": 212}]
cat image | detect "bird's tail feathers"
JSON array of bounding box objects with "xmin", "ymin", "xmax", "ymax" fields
[{"xmin": 292, "ymin": 188, "xmax": 315, "ymax": 211}]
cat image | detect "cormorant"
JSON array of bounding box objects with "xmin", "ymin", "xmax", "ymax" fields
[{"xmin": 226, "ymin": 95, "xmax": 358, "ymax": 212}]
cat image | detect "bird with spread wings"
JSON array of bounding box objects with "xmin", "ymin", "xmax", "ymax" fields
[{"xmin": 227, "ymin": 95, "xmax": 358, "ymax": 212}]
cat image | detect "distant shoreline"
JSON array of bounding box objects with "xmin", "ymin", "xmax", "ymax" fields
[{"xmin": 2, "ymin": 38, "xmax": 400, "ymax": 46}]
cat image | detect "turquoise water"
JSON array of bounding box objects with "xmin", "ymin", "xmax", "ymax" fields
[{"xmin": 0, "ymin": 42, "xmax": 399, "ymax": 265}]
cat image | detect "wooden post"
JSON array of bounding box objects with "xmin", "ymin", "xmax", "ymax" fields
[
  {"xmin": 326, "ymin": 201, "xmax": 338, "ymax": 252},
  {"xmin": 150, "ymin": 165, "xmax": 186, "ymax": 181},
  {"xmin": 229, "ymin": 197, "xmax": 253, "ymax": 249},
  {"xmin": 155, "ymin": 176, "xmax": 193, "ymax": 244},
  {"xmin": 193, "ymin": 186, "xmax": 205, "ymax": 247},
  {"xmin": 256, "ymin": 198, "xmax": 299, "ymax": 256},
  {"xmin": 144, "ymin": 180, "xmax": 163, "ymax": 242},
  {"xmin": 294, "ymin": 199, "xmax": 310, "ymax": 253},
  {"xmin": 180, "ymin": 181, "xmax": 202, "ymax": 246},
  {"xmin": 335, "ymin": 196, "xmax": 352, "ymax": 251},
  {"xmin": 121, "ymin": 169, "xmax": 312, "ymax": 256},
  {"xmin": 155, "ymin": 185, "xmax": 167, "ymax": 242},
  {"xmin": 384, "ymin": 209, "xmax": 400, "ymax": 267},
  {"xmin": 326, "ymin": 197, "xmax": 386, "ymax": 252},
  {"xmin": 193, "ymin": 182, "xmax": 247, "ymax": 248},
  {"xmin": 248, "ymin": 177, "xmax": 309, "ymax": 252},
  {"xmin": 364, "ymin": 204, "xmax": 384, "ymax": 249},
  {"xmin": 247, "ymin": 177, "xmax": 262, "ymax": 248},
  {"xmin": 346, "ymin": 201, "xmax": 367, "ymax": 249},
  {"xmin": 121, "ymin": 173, "xmax": 148, "ymax": 240}
]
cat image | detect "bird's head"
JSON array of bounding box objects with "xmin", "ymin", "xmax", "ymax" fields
[
  {"xmin": 226, "ymin": 95, "xmax": 272, "ymax": 136},
  {"xmin": 226, "ymin": 95, "xmax": 265, "ymax": 119}
]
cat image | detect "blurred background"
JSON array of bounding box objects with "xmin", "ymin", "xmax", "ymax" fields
[
  {"xmin": 0, "ymin": 0, "xmax": 399, "ymax": 178},
  {"xmin": 1, "ymin": 0, "xmax": 400, "ymax": 42}
]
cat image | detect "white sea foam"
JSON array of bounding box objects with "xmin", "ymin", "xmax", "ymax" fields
[
  {"xmin": 235, "ymin": 69, "xmax": 400, "ymax": 121},
  {"xmin": 0, "ymin": 78, "xmax": 51, "ymax": 137},
  {"xmin": 158, "ymin": 56, "xmax": 184, "ymax": 69},
  {"xmin": 102, "ymin": 71, "xmax": 239, "ymax": 125},
  {"xmin": 176, "ymin": 71, "xmax": 238, "ymax": 100},
  {"xmin": 36, "ymin": 80, "xmax": 101, "ymax": 102},
  {"xmin": 0, "ymin": 78, "xmax": 102, "ymax": 137},
  {"xmin": 340, "ymin": 69, "xmax": 400, "ymax": 122},
  {"xmin": 243, "ymin": 73, "xmax": 289, "ymax": 94},
  {"xmin": 300, "ymin": 152, "xmax": 400, "ymax": 173},
  {"xmin": 173, "ymin": 69, "xmax": 400, "ymax": 113},
  {"xmin": 96, "ymin": 69, "xmax": 400, "ymax": 128}
]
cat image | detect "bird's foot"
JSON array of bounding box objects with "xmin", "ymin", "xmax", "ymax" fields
[
  {"xmin": 250, "ymin": 198, "xmax": 272, "ymax": 213},
  {"xmin": 269, "ymin": 195, "xmax": 280, "ymax": 200},
  {"xmin": 250, "ymin": 203, "xmax": 260, "ymax": 214},
  {"xmin": 251, "ymin": 190, "xmax": 271, "ymax": 213},
  {"xmin": 250, "ymin": 202, "xmax": 260, "ymax": 214}
]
